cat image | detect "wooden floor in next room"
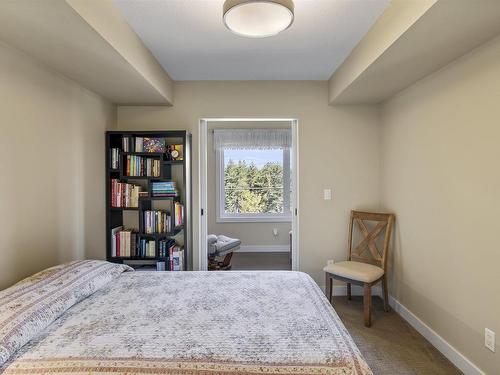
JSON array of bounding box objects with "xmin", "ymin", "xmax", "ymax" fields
[{"xmin": 231, "ymin": 252, "xmax": 291, "ymax": 271}]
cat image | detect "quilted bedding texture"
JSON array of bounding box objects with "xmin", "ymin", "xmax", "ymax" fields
[{"xmin": 1, "ymin": 265, "xmax": 372, "ymax": 375}]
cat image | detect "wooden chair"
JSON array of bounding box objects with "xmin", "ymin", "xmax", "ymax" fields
[{"xmin": 324, "ymin": 210, "xmax": 395, "ymax": 327}]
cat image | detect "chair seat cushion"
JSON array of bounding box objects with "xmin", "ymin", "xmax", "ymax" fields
[{"xmin": 323, "ymin": 261, "xmax": 384, "ymax": 283}]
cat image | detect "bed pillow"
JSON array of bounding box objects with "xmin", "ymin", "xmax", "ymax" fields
[{"xmin": 0, "ymin": 260, "xmax": 132, "ymax": 365}]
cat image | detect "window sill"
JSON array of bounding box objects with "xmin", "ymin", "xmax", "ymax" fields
[{"xmin": 216, "ymin": 215, "xmax": 292, "ymax": 223}]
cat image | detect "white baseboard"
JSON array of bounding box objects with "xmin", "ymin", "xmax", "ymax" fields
[
  {"xmin": 389, "ymin": 297, "xmax": 485, "ymax": 375},
  {"xmin": 236, "ymin": 245, "xmax": 290, "ymax": 253},
  {"xmin": 318, "ymin": 283, "xmax": 483, "ymax": 375}
]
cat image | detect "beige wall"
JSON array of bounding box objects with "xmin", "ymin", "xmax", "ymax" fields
[
  {"xmin": 0, "ymin": 41, "xmax": 116, "ymax": 289},
  {"xmin": 117, "ymin": 81, "xmax": 381, "ymax": 283},
  {"xmin": 328, "ymin": 0, "xmax": 437, "ymax": 103},
  {"xmin": 380, "ymin": 34, "xmax": 500, "ymax": 373},
  {"xmin": 207, "ymin": 121, "xmax": 291, "ymax": 248}
]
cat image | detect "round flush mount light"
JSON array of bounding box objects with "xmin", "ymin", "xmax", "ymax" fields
[{"xmin": 223, "ymin": 0, "xmax": 294, "ymax": 38}]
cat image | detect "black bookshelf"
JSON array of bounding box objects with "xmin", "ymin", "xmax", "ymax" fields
[{"xmin": 105, "ymin": 130, "xmax": 192, "ymax": 271}]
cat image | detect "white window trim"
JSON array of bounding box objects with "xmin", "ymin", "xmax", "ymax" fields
[{"xmin": 216, "ymin": 147, "xmax": 292, "ymax": 223}]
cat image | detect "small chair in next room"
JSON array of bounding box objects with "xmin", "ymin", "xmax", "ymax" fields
[{"xmin": 324, "ymin": 210, "xmax": 395, "ymax": 327}]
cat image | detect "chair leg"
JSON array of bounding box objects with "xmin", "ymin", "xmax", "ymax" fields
[
  {"xmin": 346, "ymin": 283, "xmax": 352, "ymax": 300},
  {"xmin": 363, "ymin": 283, "xmax": 372, "ymax": 327},
  {"xmin": 382, "ymin": 275, "xmax": 390, "ymax": 312},
  {"xmin": 325, "ymin": 274, "xmax": 332, "ymax": 304}
]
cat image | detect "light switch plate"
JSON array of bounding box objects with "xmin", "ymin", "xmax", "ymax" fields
[
  {"xmin": 323, "ymin": 189, "xmax": 332, "ymax": 200},
  {"xmin": 485, "ymin": 328, "xmax": 495, "ymax": 352}
]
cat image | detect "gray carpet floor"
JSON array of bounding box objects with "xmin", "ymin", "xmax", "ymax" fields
[{"xmin": 333, "ymin": 296, "xmax": 462, "ymax": 375}]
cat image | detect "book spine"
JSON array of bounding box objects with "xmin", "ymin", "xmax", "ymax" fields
[{"xmin": 111, "ymin": 179, "xmax": 116, "ymax": 207}]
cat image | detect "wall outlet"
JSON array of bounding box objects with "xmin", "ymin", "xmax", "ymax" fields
[
  {"xmin": 272, "ymin": 228, "xmax": 279, "ymax": 237},
  {"xmin": 323, "ymin": 189, "xmax": 332, "ymax": 200},
  {"xmin": 485, "ymin": 328, "xmax": 495, "ymax": 352},
  {"xmin": 327, "ymin": 259, "xmax": 335, "ymax": 266}
]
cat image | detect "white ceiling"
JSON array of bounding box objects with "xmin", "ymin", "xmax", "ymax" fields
[{"xmin": 113, "ymin": 0, "xmax": 389, "ymax": 80}]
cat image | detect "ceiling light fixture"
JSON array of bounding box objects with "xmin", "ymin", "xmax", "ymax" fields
[{"xmin": 223, "ymin": 0, "xmax": 294, "ymax": 38}]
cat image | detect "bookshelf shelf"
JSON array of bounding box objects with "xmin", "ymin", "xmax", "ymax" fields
[
  {"xmin": 121, "ymin": 176, "xmax": 164, "ymax": 180},
  {"xmin": 106, "ymin": 130, "xmax": 191, "ymax": 271},
  {"xmin": 142, "ymin": 196, "xmax": 179, "ymax": 201},
  {"xmin": 161, "ymin": 160, "xmax": 184, "ymax": 165},
  {"xmin": 138, "ymin": 232, "xmax": 175, "ymax": 238},
  {"xmin": 122, "ymin": 152, "xmax": 166, "ymax": 157}
]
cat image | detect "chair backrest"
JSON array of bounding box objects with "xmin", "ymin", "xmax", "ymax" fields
[{"xmin": 348, "ymin": 210, "xmax": 395, "ymax": 271}]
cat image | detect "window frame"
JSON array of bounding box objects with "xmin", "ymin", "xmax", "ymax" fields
[{"xmin": 215, "ymin": 147, "xmax": 292, "ymax": 223}]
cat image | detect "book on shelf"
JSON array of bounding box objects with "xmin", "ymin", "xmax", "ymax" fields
[
  {"xmin": 126, "ymin": 155, "xmax": 160, "ymax": 177},
  {"xmin": 158, "ymin": 239, "xmax": 175, "ymax": 258},
  {"xmin": 110, "ymin": 148, "xmax": 120, "ymax": 169},
  {"xmin": 111, "ymin": 228, "xmax": 137, "ymax": 257},
  {"xmin": 169, "ymin": 246, "xmax": 184, "ymax": 271},
  {"xmin": 111, "ymin": 226, "xmax": 122, "ymax": 257},
  {"xmin": 122, "ymin": 137, "xmax": 130, "ymax": 152},
  {"xmin": 156, "ymin": 261, "xmax": 166, "ymax": 271},
  {"xmin": 111, "ymin": 179, "xmax": 142, "ymax": 208},
  {"xmin": 135, "ymin": 137, "xmax": 143, "ymax": 152},
  {"xmin": 152, "ymin": 181, "xmax": 178, "ymax": 197},
  {"xmin": 138, "ymin": 238, "xmax": 156, "ymax": 258},
  {"xmin": 143, "ymin": 137, "xmax": 166, "ymax": 153},
  {"xmin": 174, "ymin": 202, "xmax": 184, "ymax": 227},
  {"xmin": 122, "ymin": 136, "xmax": 167, "ymax": 153},
  {"xmin": 143, "ymin": 210, "xmax": 171, "ymax": 234}
]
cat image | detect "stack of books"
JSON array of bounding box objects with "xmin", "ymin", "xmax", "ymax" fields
[
  {"xmin": 143, "ymin": 137, "xmax": 166, "ymax": 153},
  {"xmin": 111, "ymin": 179, "xmax": 142, "ymax": 208},
  {"xmin": 138, "ymin": 238, "xmax": 156, "ymax": 258},
  {"xmin": 135, "ymin": 137, "xmax": 144, "ymax": 152},
  {"xmin": 151, "ymin": 181, "xmax": 178, "ymax": 197},
  {"xmin": 126, "ymin": 156, "xmax": 160, "ymax": 177},
  {"xmin": 158, "ymin": 239, "xmax": 175, "ymax": 258},
  {"xmin": 143, "ymin": 210, "xmax": 171, "ymax": 234},
  {"xmin": 111, "ymin": 227, "xmax": 137, "ymax": 257},
  {"xmin": 156, "ymin": 261, "xmax": 166, "ymax": 271},
  {"xmin": 122, "ymin": 136, "xmax": 166, "ymax": 153},
  {"xmin": 110, "ymin": 148, "xmax": 120, "ymax": 169},
  {"xmin": 174, "ymin": 202, "xmax": 184, "ymax": 227},
  {"xmin": 169, "ymin": 246, "xmax": 184, "ymax": 271},
  {"xmin": 122, "ymin": 136, "xmax": 131, "ymax": 152},
  {"xmin": 123, "ymin": 136, "xmax": 145, "ymax": 152}
]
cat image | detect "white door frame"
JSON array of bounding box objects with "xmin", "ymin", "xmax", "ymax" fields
[{"xmin": 198, "ymin": 118, "xmax": 299, "ymax": 271}]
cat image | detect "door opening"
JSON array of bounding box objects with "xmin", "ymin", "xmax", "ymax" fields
[{"xmin": 199, "ymin": 118, "xmax": 299, "ymax": 271}]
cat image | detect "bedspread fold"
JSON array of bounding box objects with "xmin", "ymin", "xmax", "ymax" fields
[{"xmin": 0, "ymin": 260, "xmax": 132, "ymax": 366}]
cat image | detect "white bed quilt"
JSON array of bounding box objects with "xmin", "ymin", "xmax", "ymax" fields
[{"xmin": 1, "ymin": 268, "xmax": 372, "ymax": 374}]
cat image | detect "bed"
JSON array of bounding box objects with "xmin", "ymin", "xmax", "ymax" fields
[{"xmin": 0, "ymin": 260, "xmax": 372, "ymax": 374}]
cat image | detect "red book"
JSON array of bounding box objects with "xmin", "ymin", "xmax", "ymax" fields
[
  {"xmin": 111, "ymin": 179, "xmax": 116, "ymax": 207},
  {"xmin": 169, "ymin": 245, "xmax": 174, "ymax": 271},
  {"xmin": 121, "ymin": 183, "xmax": 125, "ymax": 207}
]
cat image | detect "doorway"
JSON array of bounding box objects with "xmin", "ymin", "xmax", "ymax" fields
[{"xmin": 199, "ymin": 118, "xmax": 299, "ymax": 271}]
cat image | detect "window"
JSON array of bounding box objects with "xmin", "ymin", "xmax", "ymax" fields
[{"xmin": 214, "ymin": 129, "xmax": 291, "ymax": 222}]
